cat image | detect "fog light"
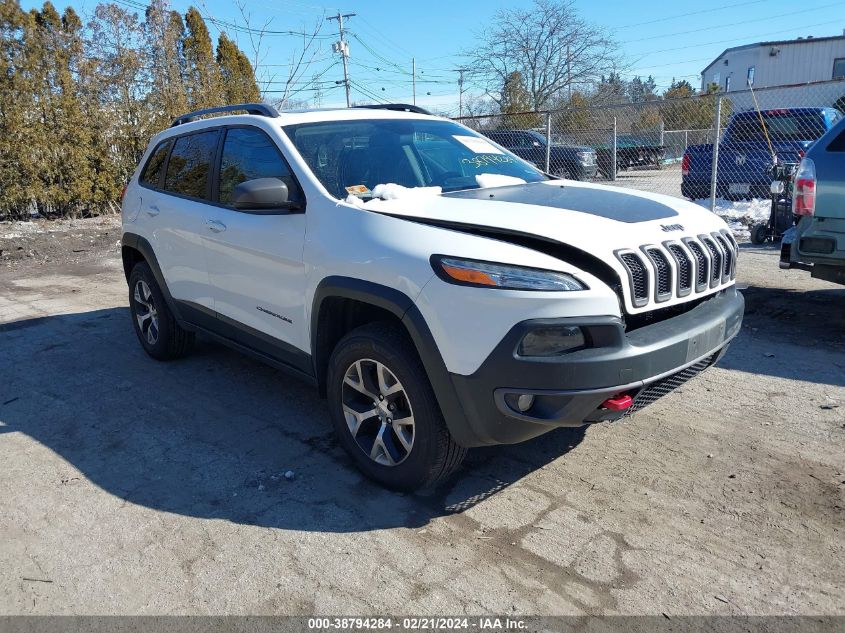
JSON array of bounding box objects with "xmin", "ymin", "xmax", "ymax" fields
[
  {"xmin": 517, "ymin": 394, "xmax": 535, "ymax": 412},
  {"xmin": 518, "ymin": 326, "xmax": 586, "ymax": 356}
]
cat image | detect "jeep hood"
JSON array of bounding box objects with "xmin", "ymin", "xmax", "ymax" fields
[{"xmin": 358, "ymin": 179, "xmax": 729, "ymax": 252}]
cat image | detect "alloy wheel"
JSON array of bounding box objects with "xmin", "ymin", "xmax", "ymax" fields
[
  {"xmin": 133, "ymin": 279, "xmax": 159, "ymax": 346},
  {"xmin": 341, "ymin": 358, "xmax": 415, "ymax": 466}
]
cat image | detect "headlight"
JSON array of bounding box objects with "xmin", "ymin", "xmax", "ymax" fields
[
  {"xmin": 432, "ymin": 256, "xmax": 586, "ymax": 291},
  {"xmin": 518, "ymin": 326, "xmax": 587, "ymax": 356},
  {"xmin": 577, "ymin": 151, "xmax": 595, "ymax": 165}
]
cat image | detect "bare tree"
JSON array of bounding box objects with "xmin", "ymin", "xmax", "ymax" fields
[
  {"xmin": 230, "ymin": 1, "xmax": 325, "ymax": 107},
  {"xmin": 271, "ymin": 17, "xmax": 324, "ymax": 109},
  {"xmin": 466, "ymin": 0, "xmax": 620, "ymax": 110}
]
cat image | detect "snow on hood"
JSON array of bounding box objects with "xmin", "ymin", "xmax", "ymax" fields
[{"xmin": 474, "ymin": 174, "xmax": 527, "ymax": 188}]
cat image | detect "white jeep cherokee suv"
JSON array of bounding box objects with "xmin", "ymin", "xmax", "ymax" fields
[{"xmin": 121, "ymin": 103, "xmax": 744, "ymax": 490}]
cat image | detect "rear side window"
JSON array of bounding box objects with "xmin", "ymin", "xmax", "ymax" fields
[
  {"xmin": 729, "ymin": 112, "xmax": 827, "ymax": 142},
  {"xmin": 164, "ymin": 131, "xmax": 219, "ymax": 199},
  {"xmin": 140, "ymin": 140, "xmax": 170, "ymax": 187},
  {"xmin": 218, "ymin": 127, "xmax": 301, "ymax": 206},
  {"xmin": 827, "ymin": 127, "xmax": 845, "ymax": 152}
]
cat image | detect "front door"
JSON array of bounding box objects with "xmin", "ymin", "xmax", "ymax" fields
[{"xmin": 202, "ymin": 126, "xmax": 309, "ymax": 361}]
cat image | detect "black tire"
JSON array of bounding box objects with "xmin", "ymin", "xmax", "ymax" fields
[
  {"xmin": 750, "ymin": 223, "xmax": 768, "ymax": 245},
  {"xmin": 327, "ymin": 322, "xmax": 467, "ymax": 491},
  {"xmin": 128, "ymin": 261, "xmax": 194, "ymax": 360}
]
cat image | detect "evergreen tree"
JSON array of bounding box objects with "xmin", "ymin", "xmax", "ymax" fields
[
  {"xmin": 500, "ymin": 71, "xmax": 539, "ymax": 128},
  {"xmin": 87, "ymin": 2, "xmax": 146, "ymax": 185},
  {"xmin": 144, "ymin": 0, "xmax": 187, "ymax": 130},
  {"xmin": 0, "ymin": 0, "xmax": 39, "ymax": 217},
  {"xmin": 216, "ymin": 32, "xmax": 259, "ymax": 104},
  {"xmin": 183, "ymin": 6, "xmax": 221, "ymax": 109}
]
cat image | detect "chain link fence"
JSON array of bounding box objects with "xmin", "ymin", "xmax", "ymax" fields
[{"xmin": 453, "ymin": 79, "xmax": 845, "ymax": 235}]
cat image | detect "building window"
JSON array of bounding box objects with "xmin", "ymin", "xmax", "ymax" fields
[
  {"xmin": 747, "ymin": 66, "xmax": 755, "ymax": 86},
  {"xmin": 725, "ymin": 75, "xmax": 731, "ymax": 92},
  {"xmin": 834, "ymin": 58, "xmax": 845, "ymax": 79},
  {"xmin": 713, "ymin": 72, "xmax": 720, "ymax": 86}
]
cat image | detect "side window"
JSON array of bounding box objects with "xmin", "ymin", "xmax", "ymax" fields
[
  {"xmin": 140, "ymin": 140, "xmax": 170, "ymax": 188},
  {"xmin": 827, "ymin": 127, "xmax": 845, "ymax": 152},
  {"xmin": 164, "ymin": 130, "xmax": 219, "ymax": 199},
  {"xmin": 218, "ymin": 127, "xmax": 301, "ymax": 206},
  {"xmin": 515, "ymin": 133, "xmax": 533, "ymax": 148}
]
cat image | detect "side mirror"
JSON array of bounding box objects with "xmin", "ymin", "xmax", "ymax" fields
[{"xmin": 232, "ymin": 177, "xmax": 301, "ymax": 212}]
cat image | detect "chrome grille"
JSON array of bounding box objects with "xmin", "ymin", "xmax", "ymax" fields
[
  {"xmin": 685, "ymin": 240, "xmax": 710, "ymax": 291},
  {"xmin": 619, "ymin": 252, "xmax": 649, "ymax": 306},
  {"xmin": 713, "ymin": 232, "xmax": 733, "ymax": 281},
  {"xmin": 665, "ymin": 243, "xmax": 692, "ymax": 296},
  {"xmin": 701, "ymin": 236, "xmax": 723, "ymax": 287},
  {"xmin": 616, "ymin": 233, "xmax": 737, "ymax": 311},
  {"xmin": 645, "ymin": 248, "xmax": 672, "ymax": 301}
]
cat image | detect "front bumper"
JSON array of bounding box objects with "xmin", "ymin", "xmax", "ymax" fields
[{"xmin": 448, "ymin": 287, "xmax": 744, "ymax": 446}]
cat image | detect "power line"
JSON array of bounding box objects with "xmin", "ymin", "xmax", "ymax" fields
[
  {"xmin": 620, "ymin": 2, "xmax": 841, "ymax": 45},
  {"xmin": 632, "ymin": 19, "xmax": 839, "ymax": 60},
  {"xmin": 613, "ymin": 0, "xmax": 767, "ymax": 30}
]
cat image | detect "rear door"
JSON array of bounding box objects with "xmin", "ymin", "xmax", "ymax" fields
[
  {"xmin": 139, "ymin": 130, "xmax": 219, "ymax": 314},
  {"xmin": 813, "ymin": 121, "xmax": 845, "ymax": 219},
  {"xmin": 202, "ymin": 126, "xmax": 309, "ymax": 361}
]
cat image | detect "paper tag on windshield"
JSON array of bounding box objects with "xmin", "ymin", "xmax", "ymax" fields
[
  {"xmin": 345, "ymin": 184, "xmax": 371, "ymax": 197},
  {"xmin": 453, "ymin": 135, "xmax": 503, "ymax": 155}
]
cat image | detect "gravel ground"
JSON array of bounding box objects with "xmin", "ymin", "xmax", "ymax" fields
[{"xmin": 0, "ymin": 217, "xmax": 843, "ymax": 616}]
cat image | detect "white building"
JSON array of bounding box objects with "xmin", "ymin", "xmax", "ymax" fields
[{"xmin": 701, "ymin": 33, "xmax": 845, "ymax": 93}]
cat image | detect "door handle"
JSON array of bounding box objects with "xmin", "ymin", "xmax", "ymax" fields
[
  {"xmin": 205, "ymin": 219, "xmax": 226, "ymax": 233},
  {"xmin": 146, "ymin": 205, "xmax": 160, "ymax": 217}
]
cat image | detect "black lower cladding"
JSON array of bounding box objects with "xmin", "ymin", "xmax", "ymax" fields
[{"xmin": 449, "ymin": 287, "xmax": 744, "ymax": 446}]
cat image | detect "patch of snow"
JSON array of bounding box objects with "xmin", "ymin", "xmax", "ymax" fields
[
  {"xmin": 475, "ymin": 174, "xmax": 526, "ymax": 189},
  {"xmin": 344, "ymin": 194, "xmax": 367, "ymax": 208},
  {"xmin": 694, "ymin": 198, "xmax": 772, "ymax": 238},
  {"xmin": 371, "ymin": 183, "xmax": 441, "ymax": 200},
  {"xmin": 343, "ymin": 184, "xmax": 441, "ymax": 208}
]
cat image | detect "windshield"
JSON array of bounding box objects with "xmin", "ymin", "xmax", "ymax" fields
[
  {"xmin": 283, "ymin": 118, "xmax": 546, "ymax": 199},
  {"xmin": 729, "ymin": 111, "xmax": 827, "ymax": 142}
]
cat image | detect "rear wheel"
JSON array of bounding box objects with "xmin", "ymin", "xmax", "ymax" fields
[
  {"xmin": 128, "ymin": 262, "xmax": 194, "ymax": 360},
  {"xmin": 327, "ymin": 322, "xmax": 466, "ymax": 491},
  {"xmin": 750, "ymin": 223, "xmax": 768, "ymax": 245}
]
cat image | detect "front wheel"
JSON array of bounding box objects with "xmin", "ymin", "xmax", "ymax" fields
[
  {"xmin": 327, "ymin": 322, "xmax": 467, "ymax": 491},
  {"xmin": 128, "ymin": 262, "xmax": 194, "ymax": 360}
]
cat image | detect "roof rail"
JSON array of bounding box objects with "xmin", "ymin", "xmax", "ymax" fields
[
  {"xmin": 352, "ymin": 103, "xmax": 432, "ymax": 115},
  {"xmin": 171, "ymin": 103, "xmax": 280, "ymax": 127}
]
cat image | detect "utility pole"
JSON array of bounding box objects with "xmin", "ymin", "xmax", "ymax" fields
[
  {"xmin": 327, "ymin": 12, "xmax": 355, "ymax": 107},
  {"xmin": 412, "ymin": 57, "xmax": 416, "ymax": 105},
  {"xmin": 566, "ymin": 45, "xmax": 572, "ymax": 102},
  {"xmin": 455, "ymin": 68, "xmax": 468, "ymax": 117}
]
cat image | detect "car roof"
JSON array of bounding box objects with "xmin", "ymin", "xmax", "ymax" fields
[{"xmin": 148, "ymin": 107, "xmax": 449, "ymax": 146}]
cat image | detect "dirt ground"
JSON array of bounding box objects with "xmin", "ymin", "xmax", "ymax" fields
[{"xmin": 0, "ymin": 216, "xmax": 843, "ymax": 616}]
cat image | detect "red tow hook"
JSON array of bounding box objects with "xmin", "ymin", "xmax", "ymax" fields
[{"xmin": 601, "ymin": 394, "xmax": 633, "ymax": 411}]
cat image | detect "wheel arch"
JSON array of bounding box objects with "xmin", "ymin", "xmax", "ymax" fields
[
  {"xmin": 121, "ymin": 232, "xmax": 182, "ymax": 321},
  {"xmin": 311, "ymin": 276, "xmax": 475, "ymax": 447}
]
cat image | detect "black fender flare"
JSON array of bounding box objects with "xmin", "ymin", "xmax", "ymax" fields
[
  {"xmin": 121, "ymin": 232, "xmax": 183, "ymax": 321},
  {"xmin": 311, "ymin": 276, "xmax": 476, "ymax": 447}
]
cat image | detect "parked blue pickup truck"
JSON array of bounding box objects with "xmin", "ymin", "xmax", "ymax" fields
[{"xmin": 681, "ymin": 107, "xmax": 843, "ymax": 200}]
